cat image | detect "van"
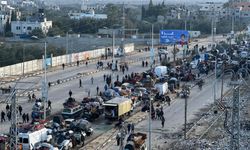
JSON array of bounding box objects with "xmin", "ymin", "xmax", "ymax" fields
[
  {"xmin": 154, "ymin": 66, "xmax": 167, "ymax": 77},
  {"xmin": 18, "ymin": 127, "xmax": 52, "ymax": 150}
]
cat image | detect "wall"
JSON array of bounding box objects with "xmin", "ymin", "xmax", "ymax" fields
[{"xmin": 0, "ymin": 43, "xmax": 134, "ymax": 77}]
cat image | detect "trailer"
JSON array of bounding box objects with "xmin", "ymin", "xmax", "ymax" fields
[
  {"xmin": 103, "ymin": 97, "xmax": 132, "ymax": 120},
  {"xmin": 125, "ymin": 132, "xmax": 147, "ymax": 150}
]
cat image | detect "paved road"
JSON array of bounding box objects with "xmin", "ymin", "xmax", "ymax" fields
[
  {"xmin": 102, "ymin": 75, "xmax": 232, "ymax": 150},
  {"xmin": 0, "ymin": 35, "xmax": 226, "ymax": 147}
]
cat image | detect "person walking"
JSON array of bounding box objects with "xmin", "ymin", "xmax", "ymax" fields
[
  {"xmin": 48, "ymin": 100, "xmax": 52, "ymax": 109},
  {"xmin": 22, "ymin": 113, "xmax": 26, "ymax": 123},
  {"xmin": 62, "ymin": 63, "xmax": 65, "ymax": 70},
  {"xmin": 96, "ymin": 86, "xmax": 99, "ymax": 95},
  {"xmin": 6, "ymin": 104, "xmax": 9, "ymax": 112},
  {"xmin": 142, "ymin": 61, "xmax": 145, "ymax": 67},
  {"xmin": 26, "ymin": 113, "xmax": 29, "ymax": 123},
  {"xmin": 161, "ymin": 116, "xmax": 165, "ymax": 128},
  {"xmin": 116, "ymin": 75, "xmax": 119, "ymax": 81},
  {"xmin": 116, "ymin": 132, "xmax": 121, "ymax": 146},
  {"xmin": 85, "ymin": 61, "xmax": 88, "ymax": 66},
  {"xmin": 122, "ymin": 66, "xmax": 125, "ymax": 74},
  {"xmin": 7, "ymin": 111, "xmax": 11, "ymax": 121},
  {"xmin": 127, "ymin": 123, "xmax": 131, "ymax": 134},
  {"xmin": 69, "ymin": 90, "xmax": 73, "ymax": 97},
  {"xmin": 91, "ymin": 76, "xmax": 94, "ymax": 84},
  {"xmin": 88, "ymin": 90, "xmax": 91, "ymax": 97},
  {"xmin": 1, "ymin": 111, "xmax": 5, "ymax": 122},
  {"xmin": 28, "ymin": 93, "xmax": 32, "ymax": 102},
  {"xmin": 131, "ymin": 123, "xmax": 135, "ymax": 133},
  {"xmin": 79, "ymin": 79, "xmax": 82, "ymax": 88},
  {"xmin": 145, "ymin": 61, "xmax": 148, "ymax": 67},
  {"xmin": 18, "ymin": 105, "xmax": 22, "ymax": 116},
  {"xmin": 103, "ymin": 74, "xmax": 106, "ymax": 81}
]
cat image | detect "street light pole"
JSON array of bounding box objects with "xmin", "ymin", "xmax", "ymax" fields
[
  {"xmin": 214, "ymin": 56, "xmax": 217, "ymax": 105},
  {"xmin": 43, "ymin": 41, "xmax": 48, "ymax": 121},
  {"xmin": 184, "ymin": 85, "xmax": 188, "ymax": 140},
  {"xmin": 148, "ymin": 96, "xmax": 152, "ymax": 150},
  {"xmin": 22, "ymin": 44, "xmax": 25, "ymax": 76},
  {"xmin": 150, "ymin": 24, "xmax": 154, "ymax": 69}
]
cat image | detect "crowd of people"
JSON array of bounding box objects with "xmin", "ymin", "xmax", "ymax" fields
[{"xmin": 1, "ymin": 104, "xmax": 30, "ymax": 124}]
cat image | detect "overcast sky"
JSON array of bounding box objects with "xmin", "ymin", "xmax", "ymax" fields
[{"xmin": 43, "ymin": 0, "xmax": 228, "ymax": 5}]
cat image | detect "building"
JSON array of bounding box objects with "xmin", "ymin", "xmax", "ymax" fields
[
  {"xmin": 11, "ymin": 9, "xmax": 52, "ymax": 36},
  {"xmin": 233, "ymin": 2, "xmax": 250, "ymax": 19},
  {"xmin": 68, "ymin": 9, "xmax": 107, "ymax": 20},
  {"xmin": 198, "ymin": 2, "xmax": 225, "ymax": 19},
  {"xmin": 0, "ymin": 1, "xmax": 15, "ymax": 33}
]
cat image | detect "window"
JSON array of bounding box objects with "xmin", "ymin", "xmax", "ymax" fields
[
  {"xmin": 63, "ymin": 108, "xmax": 71, "ymax": 113},
  {"xmin": 23, "ymin": 138, "xmax": 28, "ymax": 144},
  {"xmin": 27, "ymin": 26, "xmax": 32, "ymax": 30},
  {"xmin": 16, "ymin": 26, "xmax": 20, "ymax": 30}
]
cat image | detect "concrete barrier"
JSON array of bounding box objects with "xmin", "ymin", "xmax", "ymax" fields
[{"xmin": 0, "ymin": 43, "xmax": 134, "ymax": 77}]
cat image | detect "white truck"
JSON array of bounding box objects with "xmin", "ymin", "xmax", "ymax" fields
[{"xmin": 18, "ymin": 126, "xmax": 52, "ymax": 150}]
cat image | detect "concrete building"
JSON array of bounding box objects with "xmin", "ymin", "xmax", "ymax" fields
[
  {"xmin": 68, "ymin": 9, "xmax": 107, "ymax": 20},
  {"xmin": 0, "ymin": 1, "xmax": 14, "ymax": 33},
  {"xmin": 198, "ymin": 2, "xmax": 225, "ymax": 19},
  {"xmin": 11, "ymin": 9, "xmax": 52, "ymax": 36},
  {"xmin": 233, "ymin": 2, "xmax": 250, "ymax": 19}
]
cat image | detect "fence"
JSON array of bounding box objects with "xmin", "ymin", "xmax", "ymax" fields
[{"xmin": 0, "ymin": 43, "xmax": 134, "ymax": 76}]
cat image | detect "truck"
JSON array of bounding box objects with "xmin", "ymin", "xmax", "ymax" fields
[
  {"xmin": 124, "ymin": 132, "xmax": 147, "ymax": 150},
  {"xmin": 18, "ymin": 125, "xmax": 52, "ymax": 150},
  {"xmin": 103, "ymin": 97, "xmax": 132, "ymax": 120}
]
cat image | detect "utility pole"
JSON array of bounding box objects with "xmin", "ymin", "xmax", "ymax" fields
[
  {"xmin": 120, "ymin": 3, "xmax": 125, "ymax": 63},
  {"xmin": 150, "ymin": 24, "xmax": 154, "ymax": 69},
  {"xmin": 112, "ymin": 30, "xmax": 115, "ymax": 60},
  {"xmin": 214, "ymin": 56, "xmax": 217, "ymax": 105},
  {"xmin": 42, "ymin": 42, "xmax": 48, "ymax": 121},
  {"xmin": 148, "ymin": 96, "xmax": 152, "ymax": 150},
  {"xmin": 231, "ymin": 5, "xmax": 235, "ymax": 48},
  {"xmin": 22, "ymin": 44, "xmax": 25, "ymax": 76},
  {"xmin": 66, "ymin": 32, "xmax": 69, "ymax": 64},
  {"xmin": 230, "ymin": 84, "xmax": 240, "ymax": 150},
  {"xmin": 184, "ymin": 0, "xmax": 187, "ymax": 31},
  {"xmin": 183, "ymin": 85, "xmax": 188, "ymax": 140},
  {"xmin": 9, "ymin": 89, "xmax": 18, "ymax": 150}
]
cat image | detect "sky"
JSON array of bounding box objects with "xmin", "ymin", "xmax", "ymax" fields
[{"xmin": 43, "ymin": 0, "xmax": 228, "ymax": 5}]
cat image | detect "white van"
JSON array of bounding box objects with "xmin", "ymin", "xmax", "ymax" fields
[
  {"xmin": 154, "ymin": 66, "xmax": 167, "ymax": 77},
  {"xmin": 18, "ymin": 127, "xmax": 52, "ymax": 150}
]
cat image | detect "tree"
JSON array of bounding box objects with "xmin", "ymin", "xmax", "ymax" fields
[
  {"xmin": 30, "ymin": 28, "xmax": 45, "ymax": 38},
  {"xmin": 47, "ymin": 26, "xmax": 64, "ymax": 37},
  {"xmin": 104, "ymin": 4, "xmax": 122, "ymax": 27}
]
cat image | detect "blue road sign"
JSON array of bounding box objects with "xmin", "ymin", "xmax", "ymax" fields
[{"xmin": 160, "ymin": 30, "xmax": 189, "ymax": 45}]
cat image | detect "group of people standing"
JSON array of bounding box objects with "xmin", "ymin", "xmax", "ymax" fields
[
  {"xmin": 1, "ymin": 104, "xmax": 30, "ymax": 124},
  {"xmin": 116, "ymin": 122, "xmax": 135, "ymax": 146}
]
